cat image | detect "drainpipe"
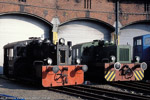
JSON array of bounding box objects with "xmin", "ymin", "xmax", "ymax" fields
[{"xmin": 115, "ymin": 0, "xmax": 119, "ymax": 45}]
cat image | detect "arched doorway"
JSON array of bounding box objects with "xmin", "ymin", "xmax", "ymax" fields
[
  {"xmin": 0, "ymin": 12, "xmax": 52, "ymax": 74},
  {"xmin": 119, "ymin": 21, "xmax": 150, "ymax": 46},
  {"xmin": 58, "ymin": 18, "xmax": 114, "ymax": 45}
]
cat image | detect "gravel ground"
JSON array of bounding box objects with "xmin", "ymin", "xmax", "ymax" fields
[
  {"xmin": 0, "ymin": 78, "xmax": 83, "ymax": 100},
  {"xmin": 89, "ymin": 82, "xmax": 146, "ymax": 95},
  {"xmin": 1, "ymin": 76, "xmax": 143, "ymax": 100},
  {"xmin": 89, "ymin": 83, "xmax": 129, "ymax": 93}
]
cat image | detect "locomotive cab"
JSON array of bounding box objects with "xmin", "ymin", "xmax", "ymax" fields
[
  {"xmin": 133, "ymin": 34, "xmax": 150, "ymax": 62},
  {"xmin": 3, "ymin": 40, "xmax": 31, "ymax": 77},
  {"xmin": 133, "ymin": 34, "xmax": 150, "ymax": 80}
]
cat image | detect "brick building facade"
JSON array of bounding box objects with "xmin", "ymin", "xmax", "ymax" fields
[
  {"xmin": 0, "ymin": 0, "xmax": 149, "ymax": 26},
  {"xmin": 0, "ymin": 0, "xmax": 150, "ymax": 72}
]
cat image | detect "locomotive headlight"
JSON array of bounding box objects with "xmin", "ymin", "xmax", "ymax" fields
[
  {"xmin": 44, "ymin": 39, "xmax": 51, "ymax": 44},
  {"xmin": 140, "ymin": 62, "xmax": 147, "ymax": 70},
  {"xmin": 38, "ymin": 39, "xmax": 42, "ymax": 43},
  {"xmin": 52, "ymin": 66, "xmax": 60, "ymax": 73},
  {"xmin": 110, "ymin": 56, "xmax": 116, "ymax": 62},
  {"xmin": 82, "ymin": 65, "xmax": 88, "ymax": 72},
  {"xmin": 135, "ymin": 56, "xmax": 140, "ymax": 62},
  {"xmin": 110, "ymin": 41, "xmax": 114, "ymax": 44},
  {"xmin": 76, "ymin": 58, "xmax": 81, "ymax": 64},
  {"xmin": 114, "ymin": 62, "xmax": 121, "ymax": 70},
  {"xmin": 59, "ymin": 38, "xmax": 65, "ymax": 45},
  {"xmin": 104, "ymin": 41, "xmax": 108, "ymax": 44},
  {"xmin": 47, "ymin": 58, "xmax": 52, "ymax": 65}
]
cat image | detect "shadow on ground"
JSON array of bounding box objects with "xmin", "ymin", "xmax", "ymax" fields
[
  {"xmin": 0, "ymin": 78, "xmax": 44, "ymax": 90},
  {"xmin": 0, "ymin": 75, "xmax": 43, "ymax": 90}
]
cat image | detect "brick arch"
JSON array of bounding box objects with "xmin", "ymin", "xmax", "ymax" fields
[
  {"xmin": 121, "ymin": 20, "xmax": 150, "ymax": 29},
  {"xmin": 0, "ymin": 11, "xmax": 53, "ymax": 26},
  {"xmin": 58, "ymin": 17, "xmax": 115, "ymax": 45},
  {"xmin": 119, "ymin": 20, "xmax": 150, "ymax": 48},
  {"xmin": 60, "ymin": 17, "xmax": 115, "ymax": 31}
]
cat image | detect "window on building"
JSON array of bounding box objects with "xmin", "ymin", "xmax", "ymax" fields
[
  {"xmin": 84, "ymin": 0, "xmax": 91, "ymax": 9},
  {"xmin": 144, "ymin": 3, "xmax": 149, "ymax": 12},
  {"xmin": 19, "ymin": 0, "xmax": 26, "ymax": 2}
]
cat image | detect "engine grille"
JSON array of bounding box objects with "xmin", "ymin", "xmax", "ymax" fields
[{"xmin": 119, "ymin": 48, "xmax": 129, "ymax": 61}]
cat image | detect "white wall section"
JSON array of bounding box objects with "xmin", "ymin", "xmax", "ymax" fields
[
  {"xmin": 58, "ymin": 20, "xmax": 114, "ymax": 45},
  {"xmin": 0, "ymin": 14, "xmax": 51, "ymax": 74}
]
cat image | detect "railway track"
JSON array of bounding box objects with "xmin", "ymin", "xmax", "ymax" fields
[
  {"xmin": 123, "ymin": 81, "xmax": 150, "ymax": 89},
  {"xmin": 1, "ymin": 75, "xmax": 150, "ymax": 99},
  {"xmin": 132, "ymin": 81, "xmax": 150, "ymax": 87},
  {"xmin": 109, "ymin": 81, "xmax": 150, "ymax": 95},
  {"xmin": 49, "ymin": 86, "xmax": 114, "ymax": 100},
  {"xmin": 49, "ymin": 85, "xmax": 150, "ymax": 100}
]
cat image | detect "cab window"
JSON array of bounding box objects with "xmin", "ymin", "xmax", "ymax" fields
[
  {"xmin": 76, "ymin": 49, "xmax": 79, "ymax": 57},
  {"xmin": 144, "ymin": 37, "xmax": 150, "ymax": 46},
  {"xmin": 60, "ymin": 50, "xmax": 66, "ymax": 64},
  {"xmin": 136, "ymin": 39, "xmax": 142, "ymax": 45},
  {"xmin": 7, "ymin": 48, "xmax": 14, "ymax": 60},
  {"xmin": 17, "ymin": 47, "xmax": 25, "ymax": 56}
]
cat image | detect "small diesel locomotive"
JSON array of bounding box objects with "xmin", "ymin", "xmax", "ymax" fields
[
  {"xmin": 72, "ymin": 40, "xmax": 147, "ymax": 82},
  {"xmin": 3, "ymin": 38, "xmax": 88, "ymax": 87},
  {"xmin": 133, "ymin": 34, "xmax": 150, "ymax": 80}
]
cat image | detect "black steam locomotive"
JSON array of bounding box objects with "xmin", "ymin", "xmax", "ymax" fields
[{"xmin": 3, "ymin": 38, "xmax": 87, "ymax": 87}]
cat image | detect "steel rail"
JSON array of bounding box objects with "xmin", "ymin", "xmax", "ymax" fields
[
  {"xmin": 132, "ymin": 81, "xmax": 150, "ymax": 87},
  {"xmin": 110, "ymin": 82, "xmax": 150, "ymax": 95},
  {"xmin": 49, "ymin": 87, "xmax": 115, "ymax": 100},
  {"xmin": 50, "ymin": 84, "xmax": 150, "ymax": 100},
  {"xmin": 123, "ymin": 82, "xmax": 150, "ymax": 89},
  {"xmin": 73, "ymin": 85, "xmax": 150, "ymax": 100}
]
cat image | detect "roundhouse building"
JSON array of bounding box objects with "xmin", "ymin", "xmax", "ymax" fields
[{"xmin": 0, "ymin": 0, "xmax": 150, "ymax": 74}]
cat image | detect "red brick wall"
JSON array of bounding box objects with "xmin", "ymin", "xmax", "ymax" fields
[
  {"xmin": 0, "ymin": 0, "xmax": 148, "ymax": 26},
  {"xmin": 119, "ymin": 3, "xmax": 146, "ymax": 26}
]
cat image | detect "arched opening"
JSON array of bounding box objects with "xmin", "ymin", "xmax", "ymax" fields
[
  {"xmin": 58, "ymin": 18, "xmax": 115, "ymax": 45},
  {"xmin": 119, "ymin": 20, "xmax": 150, "ymax": 46},
  {"xmin": 118, "ymin": 20, "xmax": 150, "ymax": 58},
  {"xmin": 0, "ymin": 12, "xmax": 52, "ymax": 74}
]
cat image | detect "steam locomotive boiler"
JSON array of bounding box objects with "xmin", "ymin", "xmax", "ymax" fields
[
  {"xmin": 72, "ymin": 40, "xmax": 147, "ymax": 82},
  {"xmin": 3, "ymin": 38, "xmax": 88, "ymax": 87}
]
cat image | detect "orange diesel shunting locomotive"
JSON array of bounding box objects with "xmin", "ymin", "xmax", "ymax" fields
[{"xmin": 3, "ymin": 38, "xmax": 88, "ymax": 87}]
